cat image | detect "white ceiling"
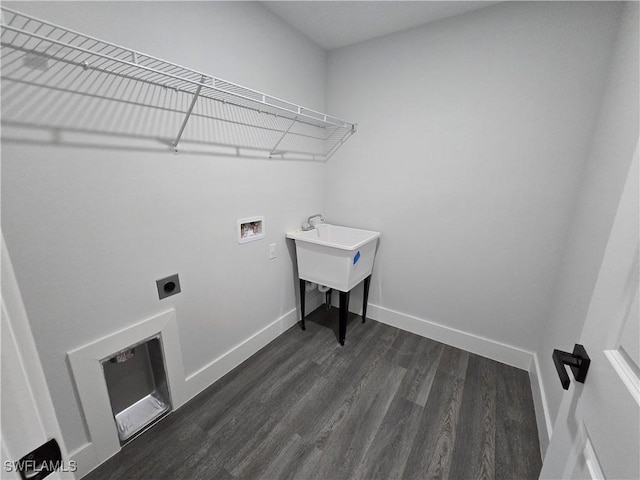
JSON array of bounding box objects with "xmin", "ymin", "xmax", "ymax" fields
[{"xmin": 262, "ymin": 1, "xmax": 501, "ymax": 51}]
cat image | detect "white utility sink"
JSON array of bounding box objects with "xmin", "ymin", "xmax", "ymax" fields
[{"xmin": 287, "ymin": 224, "xmax": 380, "ymax": 292}]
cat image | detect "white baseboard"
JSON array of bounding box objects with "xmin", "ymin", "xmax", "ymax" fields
[
  {"xmin": 366, "ymin": 303, "xmax": 553, "ymax": 456},
  {"xmin": 71, "ymin": 293, "xmax": 323, "ymax": 478},
  {"xmin": 367, "ymin": 304, "xmax": 533, "ymax": 370},
  {"xmin": 68, "ymin": 442, "xmax": 99, "ymax": 480},
  {"xmin": 73, "ymin": 295, "xmax": 552, "ymax": 477},
  {"xmin": 529, "ymin": 352, "xmax": 553, "ymax": 455},
  {"xmin": 184, "ymin": 291, "xmax": 324, "ymax": 401}
]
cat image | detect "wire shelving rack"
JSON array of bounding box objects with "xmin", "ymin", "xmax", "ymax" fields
[{"xmin": 1, "ymin": 7, "xmax": 356, "ymax": 161}]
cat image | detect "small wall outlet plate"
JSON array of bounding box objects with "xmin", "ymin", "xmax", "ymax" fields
[
  {"xmin": 156, "ymin": 274, "xmax": 181, "ymax": 300},
  {"xmin": 237, "ymin": 216, "xmax": 265, "ymax": 244}
]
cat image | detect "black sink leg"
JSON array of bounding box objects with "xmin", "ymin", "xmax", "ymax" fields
[
  {"xmin": 339, "ymin": 290, "xmax": 350, "ymax": 346},
  {"xmin": 299, "ymin": 279, "xmax": 306, "ymax": 330},
  {"xmin": 362, "ymin": 275, "xmax": 372, "ymax": 323},
  {"xmin": 325, "ymin": 288, "xmax": 332, "ymax": 310}
]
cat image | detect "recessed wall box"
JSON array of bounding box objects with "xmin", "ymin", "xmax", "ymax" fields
[
  {"xmin": 102, "ymin": 336, "xmax": 171, "ymax": 445},
  {"xmin": 238, "ymin": 216, "xmax": 265, "ymax": 244}
]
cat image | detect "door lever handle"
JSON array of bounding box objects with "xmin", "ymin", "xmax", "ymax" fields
[{"xmin": 553, "ymin": 344, "xmax": 590, "ymax": 390}]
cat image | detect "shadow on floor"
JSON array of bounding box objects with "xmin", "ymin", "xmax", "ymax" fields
[{"xmin": 301, "ymin": 305, "xmax": 362, "ymax": 344}]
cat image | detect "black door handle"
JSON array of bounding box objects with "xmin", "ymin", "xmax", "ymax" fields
[
  {"xmin": 15, "ymin": 438, "xmax": 62, "ymax": 480},
  {"xmin": 553, "ymin": 344, "xmax": 590, "ymax": 390}
]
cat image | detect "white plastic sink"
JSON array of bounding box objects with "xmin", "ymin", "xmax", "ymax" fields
[{"xmin": 287, "ymin": 224, "xmax": 380, "ymax": 292}]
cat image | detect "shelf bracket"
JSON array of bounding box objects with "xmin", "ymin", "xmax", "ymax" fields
[
  {"xmin": 173, "ymin": 75, "xmax": 206, "ymax": 153},
  {"xmin": 269, "ymin": 116, "xmax": 299, "ymax": 159},
  {"xmin": 323, "ymin": 124, "xmax": 357, "ymax": 162}
]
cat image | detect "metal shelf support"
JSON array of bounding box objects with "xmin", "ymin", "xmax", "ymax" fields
[
  {"xmin": 269, "ymin": 116, "xmax": 299, "ymax": 158},
  {"xmin": 173, "ymin": 75, "xmax": 206, "ymax": 153}
]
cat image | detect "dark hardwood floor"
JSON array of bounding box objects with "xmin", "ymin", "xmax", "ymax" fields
[{"xmin": 85, "ymin": 306, "xmax": 542, "ymax": 479}]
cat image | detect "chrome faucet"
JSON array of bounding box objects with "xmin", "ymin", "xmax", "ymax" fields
[{"xmin": 302, "ymin": 214, "xmax": 324, "ymax": 231}]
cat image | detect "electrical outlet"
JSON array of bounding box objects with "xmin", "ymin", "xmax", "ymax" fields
[
  {"xmin": 156, "ymin": 274, "xmax": 181, "ymax": 300},
  {"xmin": 269, "ymin": 243, "xmax": 276, "ymax": 260}
]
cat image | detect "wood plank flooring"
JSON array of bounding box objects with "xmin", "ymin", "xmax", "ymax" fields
[{"xmin": 85, "ymin": 307, "xmax": 542, "ymax": 479}]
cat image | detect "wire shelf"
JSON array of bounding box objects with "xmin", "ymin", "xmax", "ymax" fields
[{"xmin": 0, "ymin": 7, "xmax": 356, "ymax": 161}]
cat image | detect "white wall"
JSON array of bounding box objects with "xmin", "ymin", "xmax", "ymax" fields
[
  {"xmin": 3, "ymin": 0, "xmax": 637, "ymax": 470},
  {"xmin": 538, "ymin": 1, "xmax": 639, "ymax": 429},
  {"xmin": 1, "ymin": 0, "xmax": 327, "ymax": 458},
  {"xmin": 325, "ymin": 2, "xmax": 621, "ymax": 356}
]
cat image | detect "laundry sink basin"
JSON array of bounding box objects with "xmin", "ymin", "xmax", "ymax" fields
[{"xmin": 287, "ymin": 224, "xmax": 380, "ymax": 292}]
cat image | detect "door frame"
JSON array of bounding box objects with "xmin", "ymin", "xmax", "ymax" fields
[
  {"xmin": 1, "ymin": 232, "xmax": 75, "ymax": 479},
  {"xmin": 540, "ymin": 142, "xmax": 639, "ymax": 478}
]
